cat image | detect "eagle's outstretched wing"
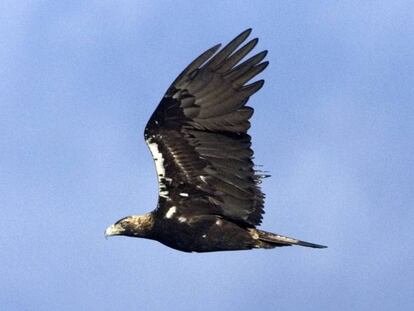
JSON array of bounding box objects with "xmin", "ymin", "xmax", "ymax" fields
[{"xmin": 144, "ymin": 29, "xmax": 269, "ymax": 226}]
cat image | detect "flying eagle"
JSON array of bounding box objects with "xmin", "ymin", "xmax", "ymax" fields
[{"xmin": 105, "ymin": 29, "xmax": 326, "ymax": 252}]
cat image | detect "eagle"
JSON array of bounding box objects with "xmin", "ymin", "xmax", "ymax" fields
[{"xmin": 105, "ymin": 29, "xmax": 327, "ymax": 252}]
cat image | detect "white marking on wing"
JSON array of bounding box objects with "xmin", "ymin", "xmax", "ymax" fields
[
  {"xmin": 147, "ymin": 138, "xmax": 169, "ymax": 198},
  {"xmin": 179, "ymin": 193, "xmax": 189, "ymax": 197},
  {"xmin": 165, "ymin": 206, "xmax": 177, "ymax": 219},
  {"xmin": 178, "ymin": 216, "xmax": 187, "ymax": 223}
]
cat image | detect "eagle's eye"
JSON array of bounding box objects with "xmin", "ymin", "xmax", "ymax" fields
[{"xmin": 114, "ymin": 217, "xmax": 130, "ymax": 226}]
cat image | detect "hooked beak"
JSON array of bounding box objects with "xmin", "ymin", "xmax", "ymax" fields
[{"xmin": 104, "ymin": 224, "xmax": 117, "ymax": 239}]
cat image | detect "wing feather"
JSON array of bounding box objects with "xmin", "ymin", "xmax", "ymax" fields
[{"xmin": 145, "ymin": 29, "xmax": 269, "ymax": 226}]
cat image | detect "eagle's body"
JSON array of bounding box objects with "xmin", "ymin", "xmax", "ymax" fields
[{"xmin": 105, "ymin": 29, "xmax": 326, "ymax": 252}]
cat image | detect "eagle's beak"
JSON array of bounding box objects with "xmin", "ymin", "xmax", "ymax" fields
[{"xmin": 104, "ymin": 224, "xmax": 116, "ymax": 239}]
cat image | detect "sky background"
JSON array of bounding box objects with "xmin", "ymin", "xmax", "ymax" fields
[{"xmin": 1, "ymin": 1, "xmax": 413, "ymax": 310}]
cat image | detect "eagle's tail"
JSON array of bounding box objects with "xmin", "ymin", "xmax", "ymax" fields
[{"xmin": 255, "ymin": 229, "xmax": 327, "ymax": 249}]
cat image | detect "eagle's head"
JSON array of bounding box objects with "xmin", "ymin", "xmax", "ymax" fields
[{"xmin": 105, "ymin": 213, "xmax": 154, "ymax": 238}]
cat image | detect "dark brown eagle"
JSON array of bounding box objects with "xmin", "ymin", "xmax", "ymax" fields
[{"xmin": 105, "ymin": 29, "xmax": 326, "ymax": 252}]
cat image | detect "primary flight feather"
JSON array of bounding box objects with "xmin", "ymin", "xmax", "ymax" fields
[{"xmin": 105, "ymin": 29, "xmax": 326, "ymax": 252}]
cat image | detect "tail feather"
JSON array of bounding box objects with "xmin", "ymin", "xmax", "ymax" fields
[{"xmin": 256, "ymin": 229, "xmax": 327, "ymax": 249}]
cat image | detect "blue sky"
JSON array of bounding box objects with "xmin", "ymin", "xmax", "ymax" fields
[{"xmin": 1, "ymin": 1, "xmax": 413, "ymax": 310}]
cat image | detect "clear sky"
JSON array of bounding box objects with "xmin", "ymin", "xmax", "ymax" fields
[{"xmin": 1, "ymin": 1, "xmax": 413, "ymax": 310}]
